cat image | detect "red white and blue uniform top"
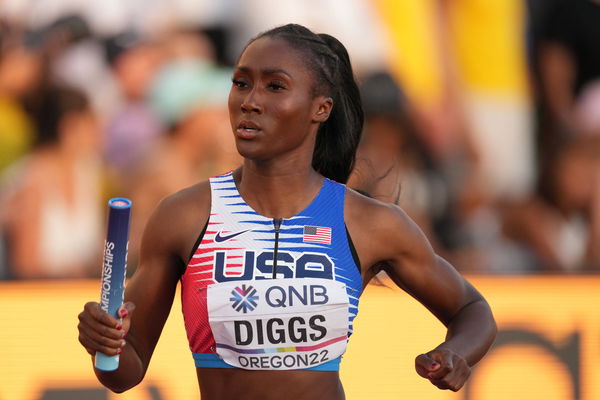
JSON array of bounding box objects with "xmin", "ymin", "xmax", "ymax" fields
[{"xmin": 180, "ymin": 171, "xmax": 362, "ymax": 371}]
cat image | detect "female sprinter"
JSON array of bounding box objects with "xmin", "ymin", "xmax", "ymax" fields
[{"xmin": 78, "ymin": 24, "xmax": 496, "ymax": 399}]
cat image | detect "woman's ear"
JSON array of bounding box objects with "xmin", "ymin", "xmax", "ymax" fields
[{"xmin": 313, "ymin": 96, "xmax": 333, "ymax": 123}]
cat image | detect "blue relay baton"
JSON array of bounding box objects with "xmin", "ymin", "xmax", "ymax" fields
[{"xmin": 95, "ymin": 198, "xmax": 132, "ymax": 371}]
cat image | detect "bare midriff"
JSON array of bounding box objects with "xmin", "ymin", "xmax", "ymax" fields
[{"xmin": 196, "ymin": 368, "xmax": 345, "ymax": 400}]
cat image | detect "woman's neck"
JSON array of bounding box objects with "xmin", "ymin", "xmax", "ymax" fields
[{"xmin": 234, "ymin": 162, "xmax": 324, "ymax": 219}]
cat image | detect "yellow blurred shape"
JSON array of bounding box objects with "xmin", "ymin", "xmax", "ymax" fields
[
  {"xmin": 1, "ymin": 277, "xmax": 600, "ymax": 399},
  {"xmin": 448, "ymin": 0, "xmax": 529, "ymax": 97},
  {"xmin": 373, "ymin": 0, "xmax": 529, "ymax": 103},
  {"xmin": 373, "ymin": 0, "xmax": 443, "ymax": 104}
]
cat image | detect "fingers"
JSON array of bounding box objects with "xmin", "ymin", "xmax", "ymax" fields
[
  {"xmin": 117, "ymin": 302, "xmax": 136, "ymax": 334},
  {"xmin": 78, "ymin": 323, "xmax": 126, "ymax": 356},
  {"xmin": 415, "ymin": 353, "xmax": 440, "ymax": 378},
  {"xmin": 415, "ymin": 349, "xmax": 471, "ymax": 392},
  {"xmin": 82, "ymin": 302, "xmax": 120, "ymax": 328},
  {"xmin": 117, "ymin": 302, "xmax": 136, "ymax": 321},
  {"xmin": 429, "ymin": 366, "xmax": 470, "ymax": 392},
  {"xmin": 77, "ymin": 301, "xmax": 135, "ymax": 357},
  {"xmin": 426, "ymin": 351, "xmax": 453, "ymax": 380}
]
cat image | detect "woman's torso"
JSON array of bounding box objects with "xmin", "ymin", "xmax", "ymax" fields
[{"xmin": 179, "ymin": 171, "xmax": 363, "ymax": 399}]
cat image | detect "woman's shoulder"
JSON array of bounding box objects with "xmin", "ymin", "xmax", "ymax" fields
[
  {"xmin": 345, "ymin": 187, "xmax": 409, "ymax": 227},
  {"xmin": 345, "ymin": 187, "xmax": 411, "ymax": 243},
  {"xmin": 142, "ymin": 180, "xmax": 212, "ymax": 257},
  {"xmin": 344, "ymin": 187, "xmax": 430, "ymax": 268},
  {"xmin": 145, "ymin": 181, "xmax": 210, "ymax": 231},
  {"xmin": 152, "ymin": 169, "xmax": 237, "ymax": 230},
  {"xmin": 155, "ymin": 179, "xmax": 211, "ymax": 221}
]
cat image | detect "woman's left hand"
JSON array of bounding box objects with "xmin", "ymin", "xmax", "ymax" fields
[{"xmin": 415, "ymin": 349, "xmax": 471, "ymax": 391}]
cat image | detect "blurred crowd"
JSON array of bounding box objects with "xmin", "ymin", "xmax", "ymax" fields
[{"xmin": 0, "ymin": 0, "xmax": 599, "ymax": 280}]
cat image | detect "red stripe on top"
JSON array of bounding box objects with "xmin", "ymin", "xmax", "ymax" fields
[
  {"xmin": 194, "ymin": 247, "xmax": 242, "ymax": 255},
  {"xmin": 190, "ymin": 256, "xmax": 214, "ymax": 263}
]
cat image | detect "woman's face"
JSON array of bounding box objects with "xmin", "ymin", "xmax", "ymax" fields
[{"xmin": 228, "ymin": 37, "xmax": 331, "ymax": 163}]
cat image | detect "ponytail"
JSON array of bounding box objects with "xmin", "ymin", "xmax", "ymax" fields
[
  {"xmin": 313, "ymin": 33, "xmax": 363, "ymax": 183},
  {"xmin": 251, "ymin": 24, "xmax": 364, "ymax": 183}
]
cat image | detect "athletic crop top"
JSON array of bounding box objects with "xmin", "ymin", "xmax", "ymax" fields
[{"xmin": 181, "ymin": 172, "xmax": 363, "ymax": 371}]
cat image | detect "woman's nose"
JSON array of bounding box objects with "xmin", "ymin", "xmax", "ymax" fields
[{"xmin": 241, "ymin": 89, "xmax": 263, "ymax": 114}]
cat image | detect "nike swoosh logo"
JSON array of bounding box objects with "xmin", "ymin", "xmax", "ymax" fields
[{"xmin": 214, "ymin": 229, "xmax": 251, "ymax": 242}]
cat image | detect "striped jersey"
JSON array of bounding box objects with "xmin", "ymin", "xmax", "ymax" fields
[{"xmin": 180, "ymin": 171, "xmax": 362, "ymax": 371}]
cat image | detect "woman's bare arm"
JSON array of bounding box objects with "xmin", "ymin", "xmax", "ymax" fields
[
  {"xmin": 346, "ymin": 191, "xmax": 496, "ymax": 391},
  {"xmin": 78, "ymin": 183, "xmax": 210, "ymax": 392}
]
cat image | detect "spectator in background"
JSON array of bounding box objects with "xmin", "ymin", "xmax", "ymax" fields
[
  {"xmin": 350, "ymin": 71, "xmax": 527, "ymax": 273},
  {"xmin": 504, "ymin": 136, "xmax": 600, "ymax": 273},
  {"xmin": 0, "ymin": 39, "xmax": 41, "ymax": 171},
  {"xmin": 44, "ymin": 15, "xmax": 121, "ymax": 120},
  {"xmin": 504, "ymin": 0, "xmax": 600, "ymax": 273},
  {"xmin": 349, "ymin": 71, "xmax": 449, "ymax": 254},
  {"xmin": 124, "ymin": 29, "xmax": 240, "ymax": 266},
  {"xmin": 372, "ymin": 0, "xmax": 536, "ymax": 273},
  {"xmin": 537, "ymin": 0, "xmax": 600, "ymax": 140},
  {"xmin": 103, "ymin": 34, "xmax": 165, "ymax": 177},
  {"xmin": 0, "ymin": 85, "xmax": 104, "ymax": 279},
  {"xmin": 125, "ymin": 106, "xmax": 238, "ymax": 267}
]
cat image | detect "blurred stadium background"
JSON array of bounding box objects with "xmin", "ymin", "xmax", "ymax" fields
[{"xmin": 0, "ymin": 0, "xmax": 599, "ymax": 399}]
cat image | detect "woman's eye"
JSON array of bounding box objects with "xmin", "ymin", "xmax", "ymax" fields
[
  {"xmin": 267, "ymin": 82, "xmax": 286, "ymax": 91},
  {"xmin": 232, "ymin": 79, "xmax": 248, "ymax": 88}
]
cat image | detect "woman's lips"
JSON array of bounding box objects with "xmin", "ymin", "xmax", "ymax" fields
[
  {"xmin": 236, "ymin": 127, "xmax": 261, "ymax": 139},
  {"xmin": 236, "ymin": 121, "xmax": 262, "ymax": 139}
]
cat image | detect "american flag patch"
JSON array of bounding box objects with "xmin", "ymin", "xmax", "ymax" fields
[{"xmin": 303, "ymin": 226, "xmax": 332, "ymax": 245}]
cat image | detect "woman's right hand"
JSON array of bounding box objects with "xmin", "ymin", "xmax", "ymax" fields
[{"xmin": 77, "ymin": 301, "xmax": 136, "ymax": 358}]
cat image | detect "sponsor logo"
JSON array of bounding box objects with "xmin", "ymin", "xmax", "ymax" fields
[
  {"xmin": 215, "ymin": 229, "xmax": 251, "ymax": 242},
  {"xmin": 230, "ymin": 284, "xmax": 259, "ymax": 313},
  {"xmin": 208, "ymin": 278, "xmax": 350, "ymax": 370},
  {"xmin": 264, "ymin": 284, "xmax": 329, "ymax": 308}
]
